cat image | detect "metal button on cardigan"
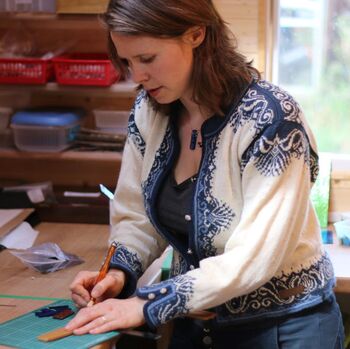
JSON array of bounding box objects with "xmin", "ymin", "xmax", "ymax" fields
[
  {"xmin": 148, "ymin": 293, "xmax": 156, "ymax": 300},
  {"xmin": 184, "ymin": 214, "xmax": 192, "ymax": 221},
  {"xmin": 203, "ymin": 335, "xmax": 212, "ymax": 346}
]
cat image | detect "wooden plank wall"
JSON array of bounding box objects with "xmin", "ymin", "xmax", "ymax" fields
[{"xmin": 214, "ymin": 0, "xmax": 267, "ymax": 75}]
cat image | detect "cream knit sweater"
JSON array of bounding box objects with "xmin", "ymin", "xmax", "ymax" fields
[{"xmin": 109, "ymin": 80, "xmax": 335, "ymax": 328}]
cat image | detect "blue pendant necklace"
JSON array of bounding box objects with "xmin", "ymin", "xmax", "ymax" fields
[
  {"xmin": 184, "ymin": 108, "xmax": 203, "ymax": 150},
  {"xmin": 190, "ymin": 129, "xmax": 199, "ymax": 150}
]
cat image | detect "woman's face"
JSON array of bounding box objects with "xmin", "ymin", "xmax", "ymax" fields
[{"xmin": 111, "ymin": 32, "xmax": 197, "ymax": 104}]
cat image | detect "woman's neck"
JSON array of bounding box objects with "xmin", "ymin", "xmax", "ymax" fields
[{"xmin": 179, "ymin": 97, "xmax": 212, "ymax": 126}]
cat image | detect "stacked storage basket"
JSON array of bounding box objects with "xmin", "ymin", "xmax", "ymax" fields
[
  {"xmin": 0, "ymin": 57, "xmax": 53, "ymax": 85},
  {"xmin": 0, "ymin": 53, "xmax": 119, "ymax": 86},
  {"xmin": 52, "ymin": 53, "xmax": 120, "ymax": 86}
]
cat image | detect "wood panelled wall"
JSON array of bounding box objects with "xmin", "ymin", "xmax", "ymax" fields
[{"xmin": 214, "ymin": 0, "xmax": 267, "ymax": 74}]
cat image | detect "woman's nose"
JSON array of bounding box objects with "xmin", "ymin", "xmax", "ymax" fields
[{"xmin": 130, "ymin": 65, "xmax": 149, "ymax": 84}]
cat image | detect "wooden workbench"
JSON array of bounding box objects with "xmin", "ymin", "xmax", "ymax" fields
[
  {"xmin": 0, "ymin": 222, "xmax": 116, "ymax": 349},
  {"xmin": 0, "ymin": 222, "xmax": 349, "ymax": 349}
]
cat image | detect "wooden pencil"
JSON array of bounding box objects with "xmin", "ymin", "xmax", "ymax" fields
[{"xmin": 87, "ymin": 241, "xmax": 118, "ymax": 307}]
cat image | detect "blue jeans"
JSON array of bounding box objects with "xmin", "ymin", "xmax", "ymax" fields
[{"xmin": 168, "ymin": 294, "xmax": 345, "ymax": 349}]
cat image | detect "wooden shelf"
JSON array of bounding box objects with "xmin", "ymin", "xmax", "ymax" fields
[
  {"xmin": 0, "ymin": 12, "xmax": 110, "ymax": 55},
  {"xmin": 0, "ymin": 8, "xmax": 136, "ymax": 191},
  {"xmin": 0, "ymin": 149, "xmax": 122, "ymax": 187},
  {"xmin": 0, "ymin": 12, "xmax": 133, "ymax": 189},
  {"xmin": 0, "ymin": 80, "xmax": 137, "ymax": 97},
  {"xmin": 0, "ymin": 12, "xmax": 101, "ymax": 23}
]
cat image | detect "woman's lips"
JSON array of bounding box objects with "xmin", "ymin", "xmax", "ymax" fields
[{"xmin": 148, "ymin": 87, "xmax": 162, "ymax": 97}]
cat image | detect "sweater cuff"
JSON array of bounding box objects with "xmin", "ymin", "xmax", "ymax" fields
[
  {"xmin": 136, "ymin": 275, "xmax": 195, "ymax": 329},
  {"xmin": 109, "ymin": 243, "xmax": 144, "ymax": 298}
]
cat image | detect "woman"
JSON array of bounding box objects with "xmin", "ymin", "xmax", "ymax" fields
[{"xmin": 67, "ymin": 0, "xmax": 345, "ymax": 348}]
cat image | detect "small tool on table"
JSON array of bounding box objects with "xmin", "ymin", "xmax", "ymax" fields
[{"xmin": 99, "ymin": 183, "xmax": 114, "ymax": 200}]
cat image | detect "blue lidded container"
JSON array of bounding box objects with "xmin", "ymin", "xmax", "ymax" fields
[
  {"xmin": 10, "ymin": 108, "xmax": 84, "ymax": 152},
  {"xmin": 11, "ymin": 109, "xmax": 83, "ymax": 127}
]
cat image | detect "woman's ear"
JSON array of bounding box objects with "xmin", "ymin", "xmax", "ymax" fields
[{"xmin": 183, "ymin": 26, "xmax": 206, "ymax": 48}]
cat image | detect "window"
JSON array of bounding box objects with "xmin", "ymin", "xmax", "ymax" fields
[{"xmin": 273, "ymin": 0, "xmax": 350, "ymax": 154}]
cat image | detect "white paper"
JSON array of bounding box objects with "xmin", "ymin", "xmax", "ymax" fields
[
  {"xmin": 0, "ymin": 209, "xmax": 24, "ymax": 229},
  {"xmin": 63, "ymin": 191, "xmax": 101, "ymax": 198},
  {"xmin": 27, "ymin": 188, "xmax": 45, "ymax": 203},
  {"xmin": 0, "ymin": 222, "xmax": 39, "ymax": 249},
  {"xmin": 3, "ymin": 181, "xmax": 54, "ymax": 204}
]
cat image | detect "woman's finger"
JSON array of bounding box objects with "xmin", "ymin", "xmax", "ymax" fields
[
  {"xmin": 70, "ymin": 283, "xmax": 91, "ymax": 302},
  {"xmin": 65, "ymin": 304, "xmax": 101, "ymax": 330},
  {"xmin": 91, "ymin": 273, "xmax": 123, "ymax": 299},
  {"xmin": 71, "ymin": 293, "xmax": 88, "ymax": 308},
  {"xmin": 89, "ymin": 316, "xmax": 119, "ymax": 334},
  {"xmin": 72, "ymin": 314, "xmax": 108, "ymax": 335}
]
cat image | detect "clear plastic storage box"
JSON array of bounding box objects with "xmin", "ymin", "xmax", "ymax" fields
[
  {"xmin": 10, "ymin": 109, "xmax": 83, "ymax": 152},
  {"xmin": 0, "ymin": 129, "xmax": 14, "ymax": 149},
  {"xmin": 0, "ymin": 107, "xmax": 12, "ymax": 129},
  {"xmin": 93, "ymin": 110, "xmax": 129, "ymax": 134}
]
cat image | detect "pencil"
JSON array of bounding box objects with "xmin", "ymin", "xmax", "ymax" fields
[{"xmin": 87, "ymin": 241, "xmax": 118, "ymax": 307}]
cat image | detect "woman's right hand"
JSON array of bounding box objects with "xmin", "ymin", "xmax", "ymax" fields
[{"xmin": 69, "ymin": 269, "xmax": 126, "ymax": 308}]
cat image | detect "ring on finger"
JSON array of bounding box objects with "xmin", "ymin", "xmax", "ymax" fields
[{"xmin": 100, "ymin": 315, "xmax": 107, "ymax": 324}]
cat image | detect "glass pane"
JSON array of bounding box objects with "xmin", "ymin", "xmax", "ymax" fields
[
  {"xmin": 275, "ymin": 0, "xmax": 350, "ymax": 154},
  {"xmin": 278, "ymin": 26, "xmax": 314, "ymax": 86}
]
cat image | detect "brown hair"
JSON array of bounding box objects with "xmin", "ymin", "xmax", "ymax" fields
[{"xmin": 102, "ymin": 0, "xmax": 260, "ymax": 115}]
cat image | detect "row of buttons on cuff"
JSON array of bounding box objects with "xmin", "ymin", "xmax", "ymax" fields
[
  {"xmin": 187, "ymin": 247, "xmax": 195, "ymax": 270},
  {"xmin": 147, "ymin": 287, "xmax": 168, "ymax": 300}
]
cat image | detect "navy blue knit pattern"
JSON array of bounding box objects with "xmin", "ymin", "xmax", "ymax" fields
[
  {"xmin": 216, "ymin": 253, "xmax": 335, "ymax": 323},
  {"xmin": 128, "ymin": 90, "xmax": 147, "ymax": 156},
  {"xmin": 195, "ymin": 135, "xmax": 235, "ymax": 259}
]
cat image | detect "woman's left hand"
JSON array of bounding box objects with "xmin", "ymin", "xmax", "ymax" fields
[{"xmin": 65, "ymin": 297, "xmax": 147, "ymax": 335}]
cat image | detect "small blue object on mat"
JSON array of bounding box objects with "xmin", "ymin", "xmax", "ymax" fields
[
  {"xmin": 0, "ymin": 299, "xmax": 120, "ymax": 349},
  {"xmin": 35, "ymin": 308, "xmax": 60, "ymax": 317},
  {"xmin": 35, "ymin": 304, "xmax": 71, "ymax": 317}
]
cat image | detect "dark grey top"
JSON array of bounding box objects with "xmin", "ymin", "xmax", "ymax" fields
[{"xmin": 156, "ymin": 173, "xmax": 197, "ymax": 245}]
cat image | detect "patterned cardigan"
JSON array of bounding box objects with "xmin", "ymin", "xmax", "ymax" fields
[{"xmin": 109, "ymin": 80, "xmax": 335, "ymax": 329}]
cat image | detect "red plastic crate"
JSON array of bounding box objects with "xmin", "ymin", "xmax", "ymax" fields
[
  {"xmin": 0, "ymin": 57, "xmax": 53, "ymax": 85},
  {"xmin": 52, "ymin": 53, "xmax": 120, "ymax": 86}
]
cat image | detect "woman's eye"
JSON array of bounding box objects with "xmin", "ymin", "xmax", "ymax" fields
[
  {"xmin": 121, "ymin": 58, "xmax": 130, "ymax": 66},
  {"xmin": 140, "ymin": 56, "xmax": 155, "ymax": 64}
]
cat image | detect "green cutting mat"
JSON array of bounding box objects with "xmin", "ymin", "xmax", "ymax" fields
[{"xmin": 0, "ymin": 299, "xmax": 120, "ymax": 349}]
